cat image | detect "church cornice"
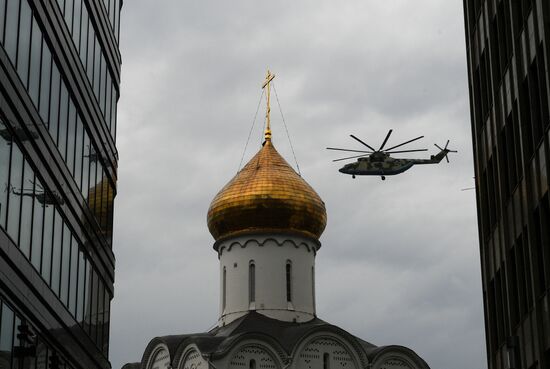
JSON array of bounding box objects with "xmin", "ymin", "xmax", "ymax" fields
[{"xmin": 216, "ymin": 234, "xmax": 321, "ymax": 256}]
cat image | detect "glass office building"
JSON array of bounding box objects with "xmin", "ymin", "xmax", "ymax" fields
[
  {"xmin": 0, "ymin": 0, "xmax": 121, "ymax": 368},
  {"xmin": 463, "ymin": 0, "xmax": 550, "ymax": 368}
]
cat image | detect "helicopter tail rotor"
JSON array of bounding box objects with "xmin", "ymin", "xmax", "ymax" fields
[{"xmin": 434, "ymin": 140, "xmax": 457, "ymax": 163}]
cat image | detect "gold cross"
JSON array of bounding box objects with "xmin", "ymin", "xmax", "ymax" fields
[{"xmin": 262, "ymin": 70, "xmax": 275, "ymax": 142}]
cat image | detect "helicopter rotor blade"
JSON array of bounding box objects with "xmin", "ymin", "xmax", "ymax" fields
[
  {"xmin": 385, "ymin": 149, "xmax": 428, "ymax": 154},
  {"xmin": 434, "ymin": 144, "xmax": 444, "ymax": 151},
  {"xmin": 446, "ymin": 155, "xmax": 450, "ymax": 163},
  {"xmin": 326, "ymin": 147, "xmax": 373, "ymax": 154},
  {"xmin": 384, "ymin": 135, "xmax": 424, "ymax": 152},
  {"xmin": 349, "ymin": 135, "xmax": 376, "ymax": 151},
  {"xmin": 378, "ymin": 129, "xmax": 393, "ymax": 151},
  {"xmin": 332, "ymin": 153, "xmax": 371, "ymax": 162}
]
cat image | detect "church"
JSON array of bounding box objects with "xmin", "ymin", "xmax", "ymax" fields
[{"xmin": 123, "ymin": 73, "xmax": 431, "ymax": 369}]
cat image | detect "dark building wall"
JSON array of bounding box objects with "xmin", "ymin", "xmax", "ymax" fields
[
  {"xmin": 463, "ymin": 0, "xmax": 550, "ymax": 368},
  {"xmin": 0, "ymin": 0, "xmax": 121, "ymax": 368}
]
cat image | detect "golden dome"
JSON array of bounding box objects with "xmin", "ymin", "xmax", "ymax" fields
[{"xmin": 207, "ymin": 140, "xmax": 327, "ymax": 242}]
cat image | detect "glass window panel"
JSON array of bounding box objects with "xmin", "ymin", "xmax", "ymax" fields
[
  {"xmin": 74, "ymin": 117, "xmax": 83, "ymax": 189},
  {"xmin": 60, "ymin": 224, "xmax": 71, "ymax": 305},
  {"xmin": 79, "ymin": 6, "xmax": 88, "ymax": 65},
  {"xmin": 40, "ymin": 204, "xmax": 54, "ymax": 281},
  {"xmin": 102, "ymin": 290, "xmax": 110, "ymax": 356},
  {"xmin": 86, "ymin": 24, "xmax": 94, "ymax": 81},
  {"xmin": 0, "ymin": 125, "xmax": 11, "ymax": 227},
  {"xmin": 100, "ymin": 60, "xmax": 106, "ymax": 115},
  {"xmin": 30, "ymin": 175, "xmax": 44, "ymax": 271},
  {"xmin": 83, "ymin": 259, "xmax": 91, "ymax": 331},
  {"xmin": 11, "ymin": 317, "xmax": 21, "ymax": 369},
  {"xmin": 66, "ymin": 102, "xmax": 76, "ymax": 172},
  {"xmin": 16, "ymin": 0, "xmax": 32, "ymax": 87},
  {"xmin": 92, "ymin": 270, "xmax": 99, "ymax": 343},
  {"xmin": 58, "ymin": 83, "xmax": 69, "ymax": 153},
  {"xmin": 4, "ymin": 0, "xmax": 20, "ymax": 63},
  {"xmin": 94, "ymin": 166, "xmax": 103, "ymax": 227},
  {"xmin": 87, "ymin": 145, "xmax": 96, "ymax": 205},
  {"xmin": 38, "ymin": 45, "xmax": 51, "ymax": 123},
  {"xmin": 105, "ymin": 76, "xmax": 112, "ymax": 130},
  {"xmin": 76, "ymin": 249, "xmax": 85, "ymax": 322},
  {"xmin": 0, "ymin": 0, "xmax": 6, "ymax": 44},
  {"xmin": 96, "ymin": 283, "xmax": 104, "ymax": 350},
  {"xmin": 48, "ymin": 64, "xmax": 60, "ymax": 133},
  {"xmin": 109, "ymin": 0, "xmax": 115, "ymax": 27},
  {"xmin": 112, "ymin": 96, "xmax": 117, "ymax": 140},
  {"xmin": 35, "ymin": 339, "xmax": 47, "ymax": 369},
  {"xmin": 64, "ymin": 0, "xmax": 73, "ymax": 32},
  {"xmin": 72, "ymin": 0, "xmax": 81, "ymax": 44},
  {"xmin": 82, "ymin": 133, "xmax": 90, "ymax": 199},
  {"xmin": 7, "ymin": 144, "xmax": 23, "ymax": 243},
  {"xmin": 50, "ymin": 209, "xmax": 63, "ymax": 294},
  {"xmin": 28, "ymin": 18, "xmax": 43, "ymax": 106},
  {"xmin": 0, "ymin": 302, "xmax": 14, "ymax": 352},
  {"xmin": 93, "ymin": 37, "xmax": 100, "ymax": 97},
  {"xmin": 115, "ymin": 0, "xmax": 120, "ymax": 41},
  {"xmin": 19, "ymin": 159, "xmax": 34, "ymax": 257},
  {"xmin": 110, "ymin": 86, "xmax": 116, "ymax": 134},
  {"xmin": 69, "ymin": 237, "xmax": 78, "ymax": 315},
  {"xmin": 106, "ymin": 184, "xmax": 114, "ymax": 247}
]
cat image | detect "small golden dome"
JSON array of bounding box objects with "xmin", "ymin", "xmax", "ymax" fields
[{"xmin": 207, "ymin": 140, "xmax": 327, "ymax": 242}]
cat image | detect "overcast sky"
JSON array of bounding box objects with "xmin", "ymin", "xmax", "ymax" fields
[{"xmin": 109, "ymin": 1, "xmax": 487, "ymax": 368}]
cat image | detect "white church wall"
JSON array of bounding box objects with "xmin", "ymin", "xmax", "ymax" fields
[{"xmin": 217, "ymin": 234, "xmax": 318, "ymax": 325}]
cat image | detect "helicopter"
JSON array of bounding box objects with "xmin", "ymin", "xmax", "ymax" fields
[
  {"xmin": 327, "ymin": 129, "xmax": 457, "ymax": 180},
  {"xmin": 7, "ymin": 180, "xmax": 64, "ymax": 206},
  {"xmin": 0, "ymin": 120, "xmax": 39, "ymax": 145}
]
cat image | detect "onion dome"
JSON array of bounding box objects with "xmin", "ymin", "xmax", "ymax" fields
[{"xmin": 207, "ymin": 138, "xmax": 327, "ymax": 242}]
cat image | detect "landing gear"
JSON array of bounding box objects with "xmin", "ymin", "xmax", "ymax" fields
[
  {"xmin": 352, "ymin": 175, "xmax": 356, "ymax": 179},
  {"xmin": 381, "ymin": 176, "xmax": 386, "ymax": 181}
]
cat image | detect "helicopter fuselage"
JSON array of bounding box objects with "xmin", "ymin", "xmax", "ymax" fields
[{"xmin": 338, "ymin": 150, "xmax": 451, "ymax": 178}]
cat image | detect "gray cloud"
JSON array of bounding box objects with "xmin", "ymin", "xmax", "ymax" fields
[{"xmin": 110, "ymin": 1, "xmax": 486, "ymax": 369}]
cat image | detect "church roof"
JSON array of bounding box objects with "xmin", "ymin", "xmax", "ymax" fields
[
  {"xmin": 207, "ymin": 139, "xmax": 327, "ymax": 243},
  {"xmin": 144, "ymin": 312, "xmax": 375, "ymax": 361}
]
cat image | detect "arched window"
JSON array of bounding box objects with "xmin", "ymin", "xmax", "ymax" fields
[
  {"xmin": 323, "ymin": 353, "xmax": 330, "ymax": 369},
  {"xmin": 249, "ymin": 359, "xmax": 256, "ymax": 369},
  {"xmin": 312, "ymin": 266, "xmax": 316, "ymax": 312},
  {"xmin": 222, "ymin": 267, "xmax": 227, "ymax": 310},
  {"xmin": 286, "ymin": 261, "xmax": 292, "ymax": 302},
  {"xmin": 249, "ymin": 261, "xmax": 255, "ymax": 304}
]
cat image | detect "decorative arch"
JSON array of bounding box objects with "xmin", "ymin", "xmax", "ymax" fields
[
  {"xmin": 142, "ymin": 342, "xmax": 171, "ymax": 369},
  {"xmin": 370, "ymin": 346, "xmax": 429, "ymax": 369},
  {"xmin": 225, "ymin": 340, "xmax": 283, "ymax": 369},
  {"xmin": 177, "ymin": 345, "xmax": 208, "ymax": 369},
  {"xmin": 293, "ymin": 332, "xmax": 365, "ymax": 369}
]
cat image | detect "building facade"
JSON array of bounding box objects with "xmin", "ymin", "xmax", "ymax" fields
[
  {"xmin": 124, "ymin": 74, "xmax": 430, "ymax": 369},
  {"xmin": 463, "ymin": 0, "xmax": 550, "ymax": 368},
  {"xmin": 0, "ymin": 0, "xmax": 121, "ymax": 369}
]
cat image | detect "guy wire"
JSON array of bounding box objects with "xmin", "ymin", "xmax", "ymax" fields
[
  {"xmin": 238, "ymin": 89, "xmax": 265, "ymax": 172},
  {"xmin": 272, "ymin": 83, "xmax": 301, "ymax": 176}
]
